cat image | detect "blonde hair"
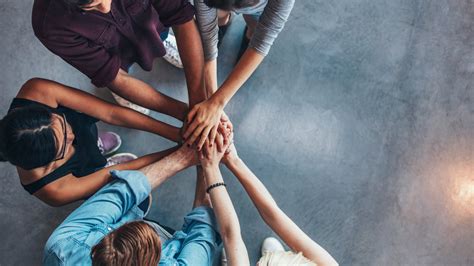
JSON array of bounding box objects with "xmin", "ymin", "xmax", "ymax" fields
[{"xmin": 91, "ymin": 221, "xmax": 161, "ymax": 266}]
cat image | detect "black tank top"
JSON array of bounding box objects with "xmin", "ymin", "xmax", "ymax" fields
[{"xmin": 8, "ymin": 98, "xmax": 107, "ymax": 194}]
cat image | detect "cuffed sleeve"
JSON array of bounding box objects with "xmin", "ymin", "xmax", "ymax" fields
[
  {"xmin": 195, "ymin": 0, "xmax": 219, "ymax": 61},
  {"xmin": 249, "ymin": 0, "xmax": 295, "ymax": 56},
  {"xmin": 58, "ymin": 170, "xmax": 151, "ymax": 228},
  {"xmin": 153, "ymin": 0, "xmax": 195, "ymax": 28}
]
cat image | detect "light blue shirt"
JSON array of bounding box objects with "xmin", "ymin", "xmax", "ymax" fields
[{"xmin": 43, "ymin": 170, "xmax": 220, "ymax": 266}]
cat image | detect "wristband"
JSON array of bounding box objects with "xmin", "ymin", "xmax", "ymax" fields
[{"xmin": 206, "ymin": 182, "xmax": 226, "ymax": 193}]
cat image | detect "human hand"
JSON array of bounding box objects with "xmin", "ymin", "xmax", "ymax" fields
[
  {"xmin": 199, "ymin": 131, "xmax": 233, "ymax": 169},
  {"xmin": 215, "ymin": 112, "xmax": 233, "ymax": 151},
  {"xmin": 183, "ymin": 99, "xmax": 224, "ymax": 150},
  {"xmin": 177, "ymin": 144, "xmax": 200, "ymax": 166},
  {"xmin": 222, "ymin": 143, "xmax": 239, "ymax": 166}
]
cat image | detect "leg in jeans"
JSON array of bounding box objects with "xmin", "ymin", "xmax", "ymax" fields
[{"xmin": 242, "ymin": 14, "xmax": 260, "ymax": 39}]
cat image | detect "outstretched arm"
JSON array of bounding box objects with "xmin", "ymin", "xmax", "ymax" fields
[
  {"xmin": 223, "ymin": 146, "xmax": 338, "ymax": 266},
  {"xmin": 109, "ymin": 70, "xmax": 188, "ymax": 121},
  {"xmin": 184, "ymin": 0, "xmax": 296, "ymax": 149},
  {"xmin": 199, "ymin": 134, "xmax": 249, "ymax": 266},
  {"xmin": 31, "ymin": 147, "xmax": 179, "ymax": 206},
  {"xmin": 18, "ymin": 78, "xmax": 182, "ymax": 142}
]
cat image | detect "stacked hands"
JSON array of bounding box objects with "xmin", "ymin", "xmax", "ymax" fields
[
  {"xmin": 198, "ymin": 125, "xmax": 234, "ymax": 168},
  {"xmin": 180, "ymin": 115, "xmax": 237, "ymax": 167},
  {"xmin": 182, "ymin": 99, "xmax": 232, "ymax": 151}
]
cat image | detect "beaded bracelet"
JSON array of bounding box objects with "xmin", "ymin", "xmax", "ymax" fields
[{"xmin": 206, "ymin": 182, "xmax": 227, "ymax": 193}]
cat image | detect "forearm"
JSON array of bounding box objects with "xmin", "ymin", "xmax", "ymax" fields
[
  {"xmin": 211, "ymin": 48, "xmax": 264, "ymax": 107},
  {"xmin": 173, "ymin": 20, "xmax": 206, "ymax": 107},
  {"xmin": 203, "ymin": 165, "xmax": 249, "ymax": 265},
  {"xmin": 204, "ymin": 59, "xmax": 218, "ymax": 96},
  {"xmin": 225, "ymin": 158, "xmax": 279, "ymax": 220},
  {"xmin": 109, "ymin": 70, "xmax": 188, "ymax": 120},
  {"xmin": 37, "ymin": 148, "xmax": 179, "ymax": 206},
  {"xmin": 225, "ymin": 158, "xmax": 338, "ymax": 266},
  {"xmin": 194, "ymin": 0, "xmax": 219, "ymax": 61},
  {"xmin": 248, "ymin": 0, "xmax": 295, "ymax": 57},
  {"xmin": 108, "ymin": 105, "xmax": 181, "ymax": 142},
  {"xmin": 140, "ymin": 147, "xmax": 195, "ymax": 189}
]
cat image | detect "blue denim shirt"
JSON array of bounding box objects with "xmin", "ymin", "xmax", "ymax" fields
[{"xmin": 43, "ymin": 170, "xmax": 220, "ymax": 266}]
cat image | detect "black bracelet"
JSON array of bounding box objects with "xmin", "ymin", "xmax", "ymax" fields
[{"xmin": 206, "ymin": 182, "xmax": 226, "ymax": 193}]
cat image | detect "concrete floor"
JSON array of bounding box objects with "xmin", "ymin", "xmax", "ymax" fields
[{"xmin": 1, "ymin": 0, "xmax": 473, "ymax": 265}]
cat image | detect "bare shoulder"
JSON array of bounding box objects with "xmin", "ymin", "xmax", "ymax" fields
[{"xmin": 16, "ymin": 78, "xmax": 59, "ymax": 108}]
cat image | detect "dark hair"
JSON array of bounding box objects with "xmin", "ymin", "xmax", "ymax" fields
[
  {"xmin": 91, "ymin": 221, "xmax": 162, "ymax": 266},
  {"xmin": 204, "ymin": 0, "xmax": 259, "ymax": 11},
  {"xmin": 0, "ymin": 106, "xmax": 57, "ymax": 170}
]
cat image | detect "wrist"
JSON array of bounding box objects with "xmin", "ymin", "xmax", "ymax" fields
[
  {"xmin": 224, "ymin": 156, "xmax": 241, "ymax": 169},
  {"xmin": 202, "ymin": 162, "xmax": 220, "ymax": 172},
  {"xmin": 175, "ymin": 147, "xmax": 196, "ymax": 168},
  {"xmin": 210, "ymin": 93, "xmax": 226, "ymax": 109}
]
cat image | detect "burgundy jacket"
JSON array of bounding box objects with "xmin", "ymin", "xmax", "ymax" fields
[{"xmin": 32, "ymin": 0, "xmax": 194, "ymax": 87}]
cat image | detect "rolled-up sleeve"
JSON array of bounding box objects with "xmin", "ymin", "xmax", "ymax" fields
[
  {"xmin": 195, "ymin": 0, "xmax": 219, "ymax": 61},
  {"xmin": 59, "ymin": 170, "xmax": 151, "ymax": 227},
  {"xmin": 153, "ymin": 0, "xmax": 195, "ymax": 28},
  {"xmin": 250, "ymin": 0, "xmax": 295, "ymax": 56},
  {"xmin": 36, "ymin": 34, "xmax": 121, "ymax": 87}
]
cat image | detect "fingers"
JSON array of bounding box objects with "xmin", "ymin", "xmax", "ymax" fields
[
  {"xmin": 220, "ymin": 114, "xmax": 228, "ymax": 122},
  {"xmin": 226, "ymin": 132, "xmax": 233, "ymax": 149},
  {"xmin": 220, "ymin": 112, "xmax": 233, "ymax": 132},
  {"xmin": 210, "ymin": 124, "xmax": 219, "ymax": 145},
  {"xmin": 226, "ymin": 120, "xmax": 234, "ymax": 132},
  {"xmin": 197, "ymin": 126, "xmax": 213, "ymax": 151},
  {"xmin": 186, "ymin": 124, "xmax": 206, "ymax": 147},
  {"xmin": 215, "ymin": 132, "xmax": 224, "ymax": 152},
  {"xmin": 209, "ymin": 125, "xmax": 218, "ymax": 145},
  {"xmin": 183, "ymin": 119, "xmax": 200, "ymax": 141},
  {"xmin": 183, "ymin": 108, "xmax": 198, "ymax": 139},
  {"xmin": 223, "ymin": 130, "xmax": 229, "ymax": 147}
]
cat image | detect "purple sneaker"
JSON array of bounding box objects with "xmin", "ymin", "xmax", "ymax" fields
[
  {"xmin": 106, "ymin": 153, "xmax": 138, "ymax": 167},
  {"xmin": 98, "ymin": 131, "xmax": 122, "ymax": 156}
]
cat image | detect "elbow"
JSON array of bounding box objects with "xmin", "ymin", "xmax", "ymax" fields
[
  {"xmin": 43, "ymin": 197, "xmax": 69, "ymax": 207},
  {"xmin": 108, "ymin": 69, "xmax": 126, "ymax": 90},
  {"xmin": 36, "ymin": 187, "xmax": 73, "ymax": 207},
  {"xmin": 23, "ymin": 77, "xmax": 43, "ymax": 87}
]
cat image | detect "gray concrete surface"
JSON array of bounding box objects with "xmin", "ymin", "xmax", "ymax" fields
[{"xmin": 1, "ymin": 0, "xmax": 473, "ymax": 265}]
